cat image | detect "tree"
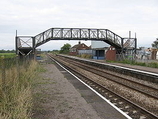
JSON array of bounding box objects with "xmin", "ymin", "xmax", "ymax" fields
[
  {"xmin": 152, "ymin": 38, "xmax": 158, "ymax": 49},
  {"xmin": 0, "ymin": 49, "xmax": 15, "ymax": 53},
  {"xmin": 59, "ymin": 43, "xmax": 71, "ymax": 54}
]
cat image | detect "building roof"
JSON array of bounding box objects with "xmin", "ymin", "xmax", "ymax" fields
[{"xmin": 71, "ymin": 42, "xmax": 90, "ymax": 50}]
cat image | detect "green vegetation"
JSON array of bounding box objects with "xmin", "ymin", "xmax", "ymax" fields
[
  {"xmin": 0, "ymin": 59, "xmax": 38, "ymax": 119},
  {"xmin": 59, "ymin": 43, "xmax": 71, "ymax": 54},
  {"xmin": 152, "ymin": 38, "xmax": 158, "ymax": 49},
  {"xmin": 0, "ymin": 53, "xmax": 16, "ymax": 58},
  {"xmin": 77, "ymin": 54, "xmax": 92, "ymax": 59},
  {"xmin": 49, "ymin": 50, "xmax": 60, "ymax": 54},
  {"xmin": 107, "ymin": 59, "xmax": 158, "ymax": 68},
  {"xmin": 0, "ymin": 50, "xmax": 15, "ymax": 53},
  {"xmin": 147, "ymin": 62, "xmax": 158, "ymax": 68}
]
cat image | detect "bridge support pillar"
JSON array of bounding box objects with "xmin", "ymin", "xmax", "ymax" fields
[{"xmin": 15, "ymin": 36, "xmax": 35, "ymax": 60}]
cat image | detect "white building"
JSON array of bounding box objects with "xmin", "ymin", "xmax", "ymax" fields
[
  {"xmin": 91, "ymin": 41, "xmax": 109, "ymax": 49},
  {"xmin": 91, "ymin": 41, "xmax": 109, "ymax": 59}
]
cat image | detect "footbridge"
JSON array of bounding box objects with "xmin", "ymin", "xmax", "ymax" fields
[{"xmin": 15, "ymin": 28, "xmax": 137, "ymax": 59}]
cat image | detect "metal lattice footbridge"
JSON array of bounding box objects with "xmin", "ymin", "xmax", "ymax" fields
[{"xmin": 15, "ymin": 28, "xmax": 137, "ymax": 58}]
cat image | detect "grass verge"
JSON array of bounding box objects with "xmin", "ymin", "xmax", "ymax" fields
[
  {"xmin": 0, "ymin": 60, "xmax": 38, "ymax": 119},
  {"xmin": 0, "ymin": 53, "xmax": 16, "ymax": 58},
  {"xmin": 77, "ymin": 54, "xmax": 92, "ymax": 59},
  {"xmin": 107, "ymin": 59, "xmax": 158, "ymax": 68}
]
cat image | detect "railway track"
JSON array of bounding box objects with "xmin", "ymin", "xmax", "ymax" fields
[
  {"xmin": 58, "ymin": 56, "xmax": 158, "ymax": 99},
  {"xmin": 61, "ymin": 54, "xmax": 158, "ymax": 83},
  {"xmin": 48, "ymin": 54, "xmax": 158, "ymax": 119}
]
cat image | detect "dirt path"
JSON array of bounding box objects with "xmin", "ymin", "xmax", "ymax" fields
[{"xmin": 31, "ymin": 62, "xmax": 101, "ymax": 119}]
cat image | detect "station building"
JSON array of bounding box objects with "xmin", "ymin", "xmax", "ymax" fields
[
  {"xmin": 69, "ymin": 41, "xmax": 92, "ymax": 56},
  {"xmin": 91, "ymin": 41, "xmax": 108, "ymax": 60},
  {"xmin": 70, "ymin": 41, "xmax": 118, "ymax": 61}
]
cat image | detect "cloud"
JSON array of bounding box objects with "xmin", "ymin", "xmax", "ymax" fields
[{"xmin": 0, "ymin": 0, "xmax": 158, "ymax": 50}]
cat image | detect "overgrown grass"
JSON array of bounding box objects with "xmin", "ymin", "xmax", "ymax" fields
[
  {"xmin": 0, "ymin": 60, "xmax": 38, "ymax": 119},
  {"xmin": 107, "ymin": 59, "xmax": 158, "ymax": 68},
  {"xmin": 147, "ymin": 62, "xmax": 158, "ymax": 68},
  {"xmin": 77, "ymin": 54, "xmax": 92, "ymax": 59},
  {"xmin": 0, "ymin": 53, "xmax": 16, "ymax": 58}
]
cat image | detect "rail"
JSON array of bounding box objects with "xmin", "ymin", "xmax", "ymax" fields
[{"xmin": 48, "ymin": 54, "xmax": 158, "ymax": 119}]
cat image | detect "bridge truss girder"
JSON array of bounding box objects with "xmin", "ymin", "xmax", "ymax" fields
[
  {"xmin": 34, "ymin": 28, "xmax": 123, "ymax": 49},
  {"xmin": 15, "ymin": 28, "xmax": 137, "ymax": 60}
]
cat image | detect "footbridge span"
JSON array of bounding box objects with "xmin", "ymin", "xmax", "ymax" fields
[{"xmin": 15, "ymin": 28, "xmax": 137, "ymax": 59}]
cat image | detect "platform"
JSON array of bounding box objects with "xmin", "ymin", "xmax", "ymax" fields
[{"xmin": 54, "ymin": 61, "xmax": 129, "ymax": 119}]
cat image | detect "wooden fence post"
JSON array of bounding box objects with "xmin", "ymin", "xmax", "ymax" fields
[
  {"xmin": 1, "ymin": 56, "xmax": 5, "ymax": 91},
  {"xmin": 16, "ymin": 55, "xmax": 20, "ymax": 79}
]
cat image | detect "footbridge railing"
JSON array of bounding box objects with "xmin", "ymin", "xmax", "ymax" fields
[
  {"xmin": 15, "ymin": 28, "xmax": 137, "ymax": 60},
  {"xmin": 34, "ymin": 28, "xmax": 123, "ymax": 49}
]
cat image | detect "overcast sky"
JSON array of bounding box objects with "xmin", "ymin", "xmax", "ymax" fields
[{"xmin": 0, "ymin": 0, "xmax": 158, "ymax": 50}]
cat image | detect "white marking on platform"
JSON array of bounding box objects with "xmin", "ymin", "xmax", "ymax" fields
[{"xmin": 49, "ymin": 57, "xmax": 132, "ymax": 119}]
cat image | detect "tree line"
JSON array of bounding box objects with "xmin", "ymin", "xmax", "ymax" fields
[{"xmin": 0, "ymin": 49, "xmax": 15, "ymax": 53}]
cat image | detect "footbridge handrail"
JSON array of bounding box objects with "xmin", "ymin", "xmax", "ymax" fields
[
  {"xmin": 15, "ymin": 27, "xmax": 137, "ymax": 57},
  {"xmin": 34, "ymin": 28, "xmax": 123, "ymax": 49}
]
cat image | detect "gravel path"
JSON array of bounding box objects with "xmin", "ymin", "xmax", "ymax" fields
[{"xmin": 32, "ymin": 63, "xmax": 102, "ymax": 119}]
